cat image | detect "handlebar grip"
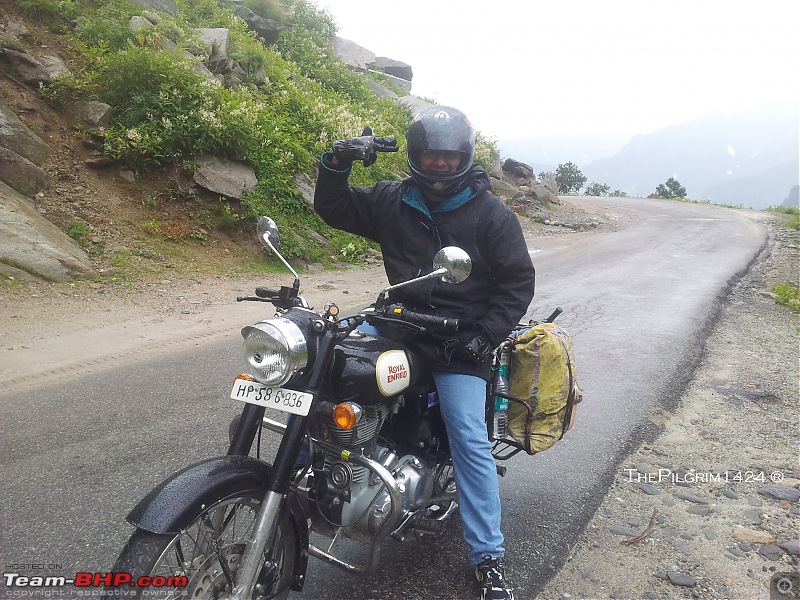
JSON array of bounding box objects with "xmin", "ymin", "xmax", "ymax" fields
[
  {"xmin": 385, "ymin": 306, "xmax": 459, "ymax": 332},
  {"xmin": 255, "ymin": 286, "xmax": 280, "ymax": 298}
]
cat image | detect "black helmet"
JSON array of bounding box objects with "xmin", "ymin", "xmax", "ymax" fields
[{"xmin": 406, "ymin": 106, "xmax": 476, "ymax": 196}]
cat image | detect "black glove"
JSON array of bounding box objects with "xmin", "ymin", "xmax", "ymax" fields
[
  {"xmin": 332, "ymin": 127, "xmax": 398, "ymax": 167},
  {"xmin": 464, "ymin": 334, "xmax": 493, "ymax": 365}
]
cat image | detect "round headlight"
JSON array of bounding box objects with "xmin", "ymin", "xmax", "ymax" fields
[{"xmin": 241, "ymin": 318, "xmax": 307, "ymax": 386}]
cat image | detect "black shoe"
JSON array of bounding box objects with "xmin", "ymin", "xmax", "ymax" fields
[{"xmin": 475, "ymin": 556, "xmax": 514, "ymax": 600}]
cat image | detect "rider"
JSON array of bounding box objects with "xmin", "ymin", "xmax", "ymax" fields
[{"xmin": 314, "ymin": 106, "xmax": 535, "ymax": 600}]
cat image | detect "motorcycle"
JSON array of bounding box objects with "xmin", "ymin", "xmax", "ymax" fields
[{"xmin": 108, "ymin": 216, "xmax": 528, "ymax": 599}]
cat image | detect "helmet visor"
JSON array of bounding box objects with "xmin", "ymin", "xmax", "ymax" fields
[{"xmin": 410, "ymin": 112, "xmax": 474, "ymax": 172}]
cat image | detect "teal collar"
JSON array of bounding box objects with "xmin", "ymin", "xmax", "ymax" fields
[{"xmin": 403, "ymin": 185, "xmax": 477, "ymax": 218}]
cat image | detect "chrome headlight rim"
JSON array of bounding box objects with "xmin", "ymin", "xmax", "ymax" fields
[{"xmin": 241, "ymin": 317, "xmax": 307, "ymax": 386}]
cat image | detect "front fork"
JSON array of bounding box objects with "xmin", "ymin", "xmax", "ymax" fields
[{"xmin": 227, "ymin": 334, "xmax": 338, "ymax": 599}]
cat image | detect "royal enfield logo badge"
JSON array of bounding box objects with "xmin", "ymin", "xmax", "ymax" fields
[{"xmin": 375, "ymin": 350, "xmax": 411, "ymax": 396}]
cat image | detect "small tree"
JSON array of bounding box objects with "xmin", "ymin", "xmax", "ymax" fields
[
  {"xmin": 654, "ymin": 177, "xmax": 687, "ymax": 199},
  {"xmin": 610, "ymin": 189, "xmax": 627, "ymax": 197},
  {"xmin": 584, "ymin": 182, "xmax": 610, "ymax": 196},
  {"xmin": 554, "ymin": 162, "xmax": 587, "ymax": 195}
]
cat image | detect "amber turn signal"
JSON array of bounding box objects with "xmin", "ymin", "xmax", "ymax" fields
[
  {"xmin": 234, "ymin": 373, "xmax": 254, "ymax": 383},
  {"xmin": 333, "ymin": 402, "xmax": 360, "ymax": 430}
]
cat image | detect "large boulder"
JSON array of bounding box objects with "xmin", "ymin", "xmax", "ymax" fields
[
  {"xmin": 193, "ymin": 154, "xmax": 258, "ymax": 199},
  {"xmin": 397, "ymin": 95, "xmax": 433, "ymax": 117},
  {"xmin": 0, "ymin": 182, "xmax": 95, "ymax": 282},
  {"xmin": 528, "ymin": 183, "xmax": 560, "ymax": 205},
  {"xmin": 0, "ymin": 147, "xmax": 53, "ymax": 197},
  {"xmin": 373, "ymin": 57, "xmax": 413, "ymax": 82},
  {"xmin": 329, "ymin": 36, "xmax": 375, "ymax": 72},
  {"xmin": 490, "ymin": 177, "xmax": 525, "ymax": 204},
  {"xmin": 65, "ymin": 101, "xmax": 114, "ymax": 130},
  {"xmin": 364, "ymin": 77, "xmax": 398, "ymax": 100},
  {"xmin": 369, "ymin": 70, "xmax": 411, "ymax": 93},
  {"xmin": 1, "ymin": 49, "xmax": 71, "ymax": 86},
  {"xmin": 196, "ymin": 28, "xmax": 230, "ymax": 71},
  {"xmin": 540, "ymin": 171, "xmax": 559, "ymax": 196},
  {"xmin": 0, "ymin": 95, "xmax": 50, "ymax": 165},
  {"xmin": 502, "ymin": 158, "xmax": 535, "ymax": 183},
  {"xmin": 128, "ymin": 0, "xmax": 179, "ymax": 15},
  {"xmin": 234, "ymin": 7, "xmax": 281, "ymax": 44},
  {"xmin": 128, "ymin": 15, "xmax": 154, "ymax": 31}
]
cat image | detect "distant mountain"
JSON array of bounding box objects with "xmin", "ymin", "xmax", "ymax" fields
[
  {"xmin": 784, "ymin": 185, "xmax": 799, "ymax": 207},
  {"xmin": 702, "ymin": 161, "xmax": 799, "ymax": 208},
  {"xmin": 498, "ymin": 133, "xmax": 631, "ymax": 175},
  {"xmin": 581, "ymin": 105, "xmax": 798, "ymax": 208}
]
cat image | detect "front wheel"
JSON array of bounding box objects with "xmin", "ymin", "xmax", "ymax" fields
[{"xmin": 109, "ymin": 492, "xmax": 297, "ymax": 599}]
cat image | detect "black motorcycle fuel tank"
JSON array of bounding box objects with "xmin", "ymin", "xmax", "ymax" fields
[{"xmin": 328, "ymin": 331, "xmax": 424, "ymax": 405}]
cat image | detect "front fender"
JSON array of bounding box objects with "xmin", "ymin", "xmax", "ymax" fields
[
  {"xmin": 126, "ymin": 455, "xmax": 309, "ymax": 591},
  {"xmin": 127, "ymin": 455, "xmax": 271, "ymax": 533}
]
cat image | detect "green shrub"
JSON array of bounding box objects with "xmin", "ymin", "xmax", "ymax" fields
[
  {"xmin": 73, "ymin": 2, "xmax": 137, "ymax": 48},
  {"xmin": 281, "ymin": 0, "xmax": 336, "ymax": 38},
  {"xmin": 474, "ymin": 131, "xmax": 499, "ymax": 174},
  {"xmin": 15, "ymin": 0, "xmax": 78, "ymax": 29},
  {"xmin": 66, "ymin": 219, "xmax": 89, "ymax": 242},
  {"xmin": 242, "ymin": 0, "xmax": 288, "ymax": 24}
]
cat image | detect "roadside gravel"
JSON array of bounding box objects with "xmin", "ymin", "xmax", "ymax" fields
[{"xmin": 538, "ymin": 217, "xmax": 799, "ymax": 600}]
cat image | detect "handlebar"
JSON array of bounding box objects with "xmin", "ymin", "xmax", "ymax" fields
[
  {"xmin": 238, "ymin": 284, "xmax": 303, "ymax": 310},
  {"xmin": 380, "ymin": 304, "xmax": 459, "ymax": 333},
  {"xmin": 545, "ymin": 306, "xmax": 563, "ymax": 323}
]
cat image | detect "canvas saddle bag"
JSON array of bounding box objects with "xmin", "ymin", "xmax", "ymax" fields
[{"xmin": 506, "ymin": 322, "xmax": 583, "ymax": 455}]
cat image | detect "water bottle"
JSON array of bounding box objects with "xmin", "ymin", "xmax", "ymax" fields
[{"xmin": 492, "ymin": 345, "xmax": 510, "ymax": 440}]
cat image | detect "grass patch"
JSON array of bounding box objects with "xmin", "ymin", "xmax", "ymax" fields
[
  {"xmin": 66, "ymin": 219, "xmax": 90, "ymax": 242},
  {"xmin": 770, "ymin": 282, "xmax": 800, "ymax": 312},
  {"xmin": 768, "ymin": 205, "xmax": 800, "ymax": 230}
]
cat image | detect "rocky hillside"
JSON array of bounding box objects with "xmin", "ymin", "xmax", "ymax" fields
[{"xmin": 1, "ymin": 0, "xmax": 566, "ymax": 284}]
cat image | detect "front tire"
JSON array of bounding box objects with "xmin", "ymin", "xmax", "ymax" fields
[{"xmin": 109, "ymin": 492, "xmax": 297, "ymax": 599}]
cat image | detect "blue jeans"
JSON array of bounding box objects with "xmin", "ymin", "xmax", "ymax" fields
[
  {"xmin": 432, "ymin": 371, "xmax": 505, "ymax": 565},
  {"xmin": 355, "ymin": 324, "xmax": 504, "ymax": 564}
]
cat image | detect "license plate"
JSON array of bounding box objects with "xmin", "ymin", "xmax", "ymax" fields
[{"xmin": 230, "ymin": 379, "xmax": 312, "ymax": 416}]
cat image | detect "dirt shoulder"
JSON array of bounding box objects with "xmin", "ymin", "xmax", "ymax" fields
[{"xmin": 0, "ymin": 197, "xmax": 632, "ymax": 391}]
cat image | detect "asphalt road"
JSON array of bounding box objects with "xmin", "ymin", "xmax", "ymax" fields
[{"xmin": 0, "ymin": 197, "xmax": 766, "ymax": 599}]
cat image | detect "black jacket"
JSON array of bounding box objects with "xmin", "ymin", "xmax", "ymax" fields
[{"xmin": 314, "ymin": 156, "xmax": 536, "ymax": 380}]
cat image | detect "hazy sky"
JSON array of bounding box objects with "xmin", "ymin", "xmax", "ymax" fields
[{"xmin": 320, "ymin": 0, "xmax": 799, "ymax": 141}]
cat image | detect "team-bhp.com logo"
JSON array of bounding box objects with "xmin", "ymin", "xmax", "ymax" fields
[{"xmin": 4, "ymin": 571, "xmax": 188, "ymax": 589}]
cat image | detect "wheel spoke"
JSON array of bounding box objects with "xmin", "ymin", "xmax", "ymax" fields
[{"xmin": 111, "ymin": 493, "xmax": 297, "ymax": 599}]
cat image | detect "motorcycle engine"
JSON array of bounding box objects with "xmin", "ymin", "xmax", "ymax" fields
[
  {"xmin": 308, "ymin": 398, "xmax": 437, "ymax": 544},
  {"xmin": 311, "ymin": 447, "xmax": 434, "ymax": 544}
]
